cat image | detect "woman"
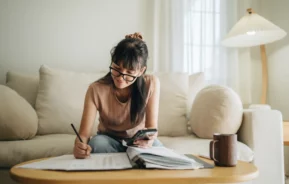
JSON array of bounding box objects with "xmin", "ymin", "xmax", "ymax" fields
[{"xmin": 73, "ymin": 33, "xmax": 161, "ymax": 159}]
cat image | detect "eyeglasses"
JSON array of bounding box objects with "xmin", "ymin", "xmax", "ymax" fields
[{"xmin": 109, "ymin": 67, "xmax": 138, "ymax": 82}]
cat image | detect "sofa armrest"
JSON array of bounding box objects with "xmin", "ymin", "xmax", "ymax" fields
[
  {"xmin": 248, "ymin": 104, "xmax": 271, "ymax": 110},
  {"xmin": 238, "ymin": 109, "xmax": 284, "ymax": 184}
]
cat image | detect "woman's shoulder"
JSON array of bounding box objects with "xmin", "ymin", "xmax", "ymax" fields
[
  {"xmin": 144, "ymin": 74, "xmax": 159, "ymax": 84},
  {"xmin": 88, "ymin": 80, "xmax": 111, "ymax": 94},
  {"xmin": 144, "ymin": 74, "xmax": 159, "ymax": 83},
  {"xmin": 144, "ymin": 74, "xmax": 160, "ymax": 94}
]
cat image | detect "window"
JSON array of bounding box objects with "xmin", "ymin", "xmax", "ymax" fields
[{"xmin": 184, "ymin": 0, "xmax": 223, "ymax": 82}]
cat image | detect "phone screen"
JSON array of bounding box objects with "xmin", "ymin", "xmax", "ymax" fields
[{"xmin": 126, "ymin": 129, "xmax": 157, "ymax": 146}]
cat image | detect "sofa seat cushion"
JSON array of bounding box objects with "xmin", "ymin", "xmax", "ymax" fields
[
  {"xmin": 0, "ymin": 134, "xmax": 75, "ymax": 167},
  {"xmin": 158, "ymin": 135, "xmax": 254, "ymax": 162},
  {"xmin": 0, "ymin": 134, "xmax": 254, "ymax": 167}
]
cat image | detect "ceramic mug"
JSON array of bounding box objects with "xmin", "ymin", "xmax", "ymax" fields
[{"xmin": 210, "ymin": 133, "xmax": 237, "ymax": 167}]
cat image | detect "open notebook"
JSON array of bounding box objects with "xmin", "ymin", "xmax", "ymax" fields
[{"xmin": 17, "ymin": 146, "xmax": 213, "ymax": 170}]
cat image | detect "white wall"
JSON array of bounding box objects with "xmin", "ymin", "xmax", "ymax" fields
[
  {"xmin": 263, "ymin": 0, "xmax": 289, "ymax": 121},
  {"xmin": 1, "ymin": 0, "xmax": 289, "ymax": 120},
  {"xmin": 0, "ymin": 0, "xmax": 153, "ymax": 84},
  {"xmin": 249, "ymin": 0, "xmax": 289, "ymax": 120}
]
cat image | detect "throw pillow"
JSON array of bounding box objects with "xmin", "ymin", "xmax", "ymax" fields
[
  {"xmin": 35, "ymin": 65, "xmax": 105, "ymax": 135},
  {"xmin": 0, "ymin": 85, "xmax": 38, "ymax": 140},
  {"xmin": 190, "ymin": 85, "xmax": 243, "ymax": 138},
  {"xmin": 6, "ymin": 71, "xmax": 39, "ymax": 108}
]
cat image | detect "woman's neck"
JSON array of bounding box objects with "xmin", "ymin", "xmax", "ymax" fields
[
  {"xmin": 115, "ymin": 85, "xmax": 132, "ymax": 94},
  {"xmin": 114, "ymin": 86, "xmax": 132, "ymax": 103}
]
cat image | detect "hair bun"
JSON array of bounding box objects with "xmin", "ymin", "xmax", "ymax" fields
[{"xmin": 125, "ymin": 32, "xmax": 143, "ymax": 40}]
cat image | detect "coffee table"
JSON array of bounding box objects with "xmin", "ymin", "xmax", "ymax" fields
[{"xmin": 10, "ymin": 156, "xmax": 258, "ymax": 184}]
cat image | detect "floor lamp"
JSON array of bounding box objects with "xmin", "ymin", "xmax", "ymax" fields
[{"xmin": 222, "ymin": 8, "xmax": 287, "ymax": 104}]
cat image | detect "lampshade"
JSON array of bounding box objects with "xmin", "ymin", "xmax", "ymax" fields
[{"xmin": 222, "ymin": 9, "xmax": 287, "ymax": 47}]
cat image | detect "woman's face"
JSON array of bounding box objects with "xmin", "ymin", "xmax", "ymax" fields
[{"xmin": 110, "ymin": 62, "xmax": 146, "ymax": 89}]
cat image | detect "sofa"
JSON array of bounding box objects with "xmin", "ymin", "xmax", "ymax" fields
[{"xmin": 0, "ymin": 65, "xmax": 285, "ymax": 184}]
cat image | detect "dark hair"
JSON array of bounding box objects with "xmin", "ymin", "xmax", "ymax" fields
[{"xmin": 99, "ymin": 33, "xmax": 149, "ymax": 125}]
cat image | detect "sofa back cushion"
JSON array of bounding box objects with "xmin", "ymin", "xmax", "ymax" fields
[
  {"xmin": 6, "ymin": 71, "xmax": 39, "ymax": 108},
  {"xmin": 36, "ymin": 67, "xmax": 190, "ymax": 136},
  {"xmin": 6, "ymin": 66, "xmax": 204, "ymax": 137},
  {"xmin": 155, "ymin": 73, "xmax": 189, "ymax": 136},
  {"xmin": 35, "ymin": 65, "xmax": 105, "ymax": 135},
  {"xmin": 188, "ymin": 72, "xmax": 206, "ymax": 119}
]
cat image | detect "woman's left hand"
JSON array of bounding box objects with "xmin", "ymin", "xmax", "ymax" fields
[{"xmin": 133, "ymin": 133, "xmax": 157, "ymax": 148}]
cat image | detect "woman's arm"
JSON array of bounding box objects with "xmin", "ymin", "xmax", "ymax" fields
[
  {"xmin": 74, "ymin": 85, "xmax": 97, "ymax": 158},
  {"xmin": 77, "ymin": 85, "xmax": 97, "ymax": 144},
  {"xmin": 145, "ymin": 75, "xmax": 160, "ymax": 129},
  {"xmin": 134, "ymin": 76, "xmax": 160, "ymax": 148}
]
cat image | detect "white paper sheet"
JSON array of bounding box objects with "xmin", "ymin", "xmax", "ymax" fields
[{"xmin": 17, "ymin": 153, "xmax": 132, "ymax": 170}]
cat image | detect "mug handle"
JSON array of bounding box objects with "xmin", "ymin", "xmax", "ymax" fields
[{"xmin": 210, "ymin": 140, "xmax": 219, "ymax": 163}]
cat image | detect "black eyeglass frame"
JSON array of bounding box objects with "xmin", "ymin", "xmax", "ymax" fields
[{"xmin": 109, "ymin": 66, "xmax": 138, "ymax": 82}]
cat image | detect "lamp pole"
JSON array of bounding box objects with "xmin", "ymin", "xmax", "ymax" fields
[
  {"xmin": 248, "ymin": 8, "xmax": 268, "ymax": 104},
  {"xmin": 260, "ymin": 44, "xmax": 268, "ymax": 104}
]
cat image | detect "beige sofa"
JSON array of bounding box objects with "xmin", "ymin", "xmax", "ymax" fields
[{"xmin": 0, "ymin": 65, "xmax": 285, "ymax": 184}]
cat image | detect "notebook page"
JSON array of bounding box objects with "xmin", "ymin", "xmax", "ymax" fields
[{"xmin": 18, "ymin": 153, "xmax": 132, "ymax": 170}]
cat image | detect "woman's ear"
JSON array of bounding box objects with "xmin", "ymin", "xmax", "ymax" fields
[{"xmin": 138, "ymin": 66, "xmax": 147, "ymax": 76}]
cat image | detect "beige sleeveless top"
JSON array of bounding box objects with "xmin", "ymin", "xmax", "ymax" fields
[{"xmin": 88, "ymin": 75, "xmax": 155, "ymax": 138}]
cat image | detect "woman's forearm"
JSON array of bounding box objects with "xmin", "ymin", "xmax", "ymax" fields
[
  {"xmin": 77, "ymin": 85, "xmax": 98, "ymax": 144},
  {"xmin": 78, "ymin": 115, "xmax": 96, "ymax": 144}
]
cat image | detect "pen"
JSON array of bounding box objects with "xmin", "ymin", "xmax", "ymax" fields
[
  {"xmin": 71, "ymin": 123, "xmax": 83, "ymax": 143},
  {"xmin": 198, "ymin": 154, "xmax": 212, "ymax": 160}
]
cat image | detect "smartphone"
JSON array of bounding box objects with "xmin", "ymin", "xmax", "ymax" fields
[{"xmin": 126, "ymin": 129, "xmax": 157, "ymax": 146}]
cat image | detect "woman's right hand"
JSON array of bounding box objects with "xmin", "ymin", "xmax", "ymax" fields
[{"xmin": 73, "ymin": 141, "xmax": 92, "ymax": 159}]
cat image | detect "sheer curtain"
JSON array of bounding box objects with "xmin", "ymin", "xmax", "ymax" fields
[
  {"xmin": 183, "ymin": 0, "xmax": 228, "ymax": 84},
  {"xmin": 150, "ymin": 0, "xmax": 252, "ymax": 104}
]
